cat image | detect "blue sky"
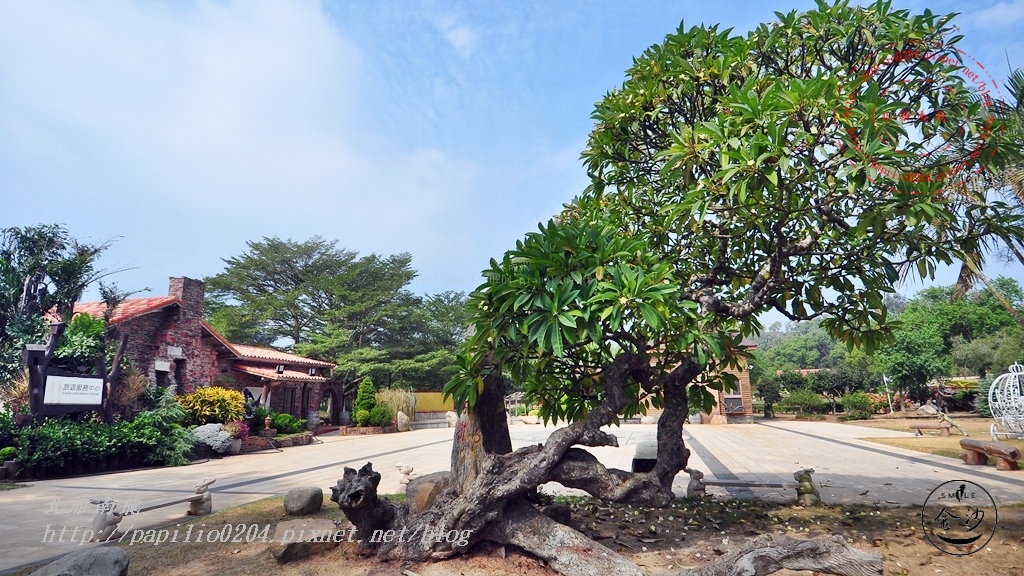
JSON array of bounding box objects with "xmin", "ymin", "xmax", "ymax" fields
[{"xmin": 1, "ymin": 0, "xmax": 1022, "ymax": 317}]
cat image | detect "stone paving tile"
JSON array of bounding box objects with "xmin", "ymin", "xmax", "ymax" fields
[{"xmin": 3, "ymin": 420, "xmax": 1023, "ymax": 573}]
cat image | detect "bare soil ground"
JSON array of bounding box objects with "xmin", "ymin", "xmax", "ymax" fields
[{"xmin": 14, "ymin": 492, "xmax": 1019, "ymax": 576}]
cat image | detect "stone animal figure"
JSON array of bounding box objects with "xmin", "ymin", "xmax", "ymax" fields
[
  {"xmin": 684, "ymin": 467, "xmax": 706, "ymax": 499},
  {"xmin": 793, "ymin": 468, "xmax": 820, "ymax": 506},
  {"xmin": 89, "ymin": 500, "xmax": 123, "ymax": 541},
  {"xmin": 330, "ymin": 462, "xmax": 405, "ymax": 554},
  {"xmin": 188, "ymin": 478, "xmax": 215, "ymax": 516}
]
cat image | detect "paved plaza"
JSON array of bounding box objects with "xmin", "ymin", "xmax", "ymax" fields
[{"xmin": 2, "ymin": 419, "xmax": 1022, "ymax": 573}]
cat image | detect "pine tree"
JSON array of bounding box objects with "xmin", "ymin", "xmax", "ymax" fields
[{"xmin": 354, "ymin": 377, "xmax": 376, "ymax": 414}]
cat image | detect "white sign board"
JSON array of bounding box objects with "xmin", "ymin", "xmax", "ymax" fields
[{"xmin": 43, "ymin": 375, "xmax": 104, "ymax": 405}]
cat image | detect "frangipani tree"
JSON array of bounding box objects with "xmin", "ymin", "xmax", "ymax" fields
[{"xmin": 335, "ymin": 3, "xmax": 1024, "ymax": 575}]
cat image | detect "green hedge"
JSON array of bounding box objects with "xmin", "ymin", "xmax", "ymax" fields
[
  {"xmin": 778, "ymin": 390, "xmax": 827, "ymax": 414},
  {"xmin": 13, "ymin": 388, "xmax": 192, "ymax": 478}
]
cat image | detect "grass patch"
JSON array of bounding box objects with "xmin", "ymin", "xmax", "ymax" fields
[
  {"xmin": 0, "ymin": 481, "xmax": 27, "ymax": 491},
  {"xmin": 840, "ymin": 413, "xmax": 1024, "ymax": 458},
  {"xmin": 861, "ymin": 437, "xmax": 966, "ymax": 459}
]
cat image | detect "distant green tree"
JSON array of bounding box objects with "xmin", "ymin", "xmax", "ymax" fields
[
  {"xmin": 756, "ymin": 376, "xmax": 782, "ymax": 418},
  {"xmin": 205, "ymin": 236, "xmax": 357, "ymax": 345},
  {"xmin": 876, "ymin": 324, "xmax": 951, "ymax": 406}
]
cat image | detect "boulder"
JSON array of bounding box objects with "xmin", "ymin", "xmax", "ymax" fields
[
  {"xmin": 640, "ymin": 415, "xmax": 659, "ymax": 425},
  {"xmin": 708, "ymin": 414, "xmax": 729, "ymax": 425},
  {"xmin": 519, "ymin": 415, "xmax": 540, "ymax": 425},
  {"xmin": 30, "ymin": 548, "xmax": 129, "ymax": 576},
  {"xmin": 284, "ymin": 487, "xmax": 324, "ymax": 516},
  {"xmin": 445, "ymin": 411, "xmax": 458, "ymax": 427},
  {"xmin": 406, "ymin": 471, "xmax": 450, "ymax": 514},
  {"xmin": 396, "ymin": 411, "xmax": 411, "ymax": 432},
  {"xmin": 270, "ymin": 519, "xmax": 341, "ymax": 563},
  {"xmin": 917, "ymin": 404, "xmax": 939, "ymax": 416}
]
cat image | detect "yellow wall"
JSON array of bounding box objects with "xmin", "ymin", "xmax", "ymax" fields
[{"xmin": 414, "ymin": 392, "xmax": 454, "ymax": 412}]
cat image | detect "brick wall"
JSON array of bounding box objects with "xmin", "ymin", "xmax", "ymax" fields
[{"xmin": 117, "ymin": 277, "xmax": 216, "ymax": 393}]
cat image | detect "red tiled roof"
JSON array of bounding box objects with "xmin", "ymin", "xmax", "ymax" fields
[
  {"xmin": 72, "ymin": 296, "xmax": 181, "ymax": 324},
  {"xmin": 201, "ymin": 321, "xmax": 239, "ymax": 356},
  {"xmin": 230, "ymin": 343, "xmax": 335, "ymax": 368},
  {"xmin": 233, "ymin": 362, "xmax": 330, "ymax": 383}
]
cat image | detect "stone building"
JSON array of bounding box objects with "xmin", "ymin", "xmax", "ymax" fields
[{"xmin": 70, "ymin": 277, "xmax": 334, "ymax": 420}]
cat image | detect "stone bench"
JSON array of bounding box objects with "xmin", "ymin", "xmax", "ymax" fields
[
  {"xmin": 910, "ymin": 423, "xmax": 952, "ymax": 436},
  {"xmin": 959, "ymin": 439, "xmax": 1021, "ymax": 471},
  {"xmin": 90, "ymin": 478, "xmax": 215, "ymax": 541},
  {"xmin": 631, "ymin": 441, "xmax": 659, "ymax": 473},
  {"xmin": 684, "ymin": 467, "xmax": 820, "ymax": 505}
]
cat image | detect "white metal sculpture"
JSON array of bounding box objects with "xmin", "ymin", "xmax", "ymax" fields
[{"xmin": 989, "ymin": 363, "xmax": 1024, "ymax": 440}]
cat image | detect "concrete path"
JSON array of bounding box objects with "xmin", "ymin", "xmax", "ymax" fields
[{"xmin": 2, "ymin": 419, "xmax": 1022, "ymax": 573}]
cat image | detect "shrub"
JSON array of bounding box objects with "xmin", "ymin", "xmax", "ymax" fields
[
  {"xmin": 177, "ymin": 386, "xmax": 245, "ymax": 426},
  {"xmin": 111, "ymin": 365, "xmax": 151, "ymax": 417},
  {"xmin": 0, "ymin": 446, "xmax": 17, "ymax": 461},
  {"xmin": 250, "ymin": 406, "xmax": 272, "ymax": 431},
  {"xmin": 223, "ymin": 420, "xmax": 249, "ymax": 439},
  {"xmin": 354, "ymin": 409, "xmax": 371, "ymax": 427},
  {"xmin": 0, "ymin": 409, "xmax": 16, "ymax": 448},
  {"xmin": 376, "ymin": 388, "xmax": 416, "ymax": 421},
  {"xmin": 842, "ymin": 392, "xmax": 873, "ymax": 415},
  {"xmin": 12, "ymin": 387, "xmax": 191, "ymax": 476},
  {"xmin": 53, "ymin": 313, "xmax": 105, "ymax": 371},
  {"xmin": 780, "ymin": 389, "xmax": 825, "ymax": 414},
  {"xmin": 355, "ymin": 378, "xmax": 376, "ymax": 415},
  {"xmin": 369, "ymin": 405, "xmax": 392, "ymax": 427},
  {"xmin": 271, "ymin": 412, "xmax": 305, "ymax": 434},
  {"xmin": 839, "ymin": 410, "xmax": 872, "ymax": 421},
  {"xmin": 192, "ymin": 423, "xmax": 234, "ymax": 454},
  {"xmin": 0, "ymin": 371, "xmax": 30, "ymax": 416}
]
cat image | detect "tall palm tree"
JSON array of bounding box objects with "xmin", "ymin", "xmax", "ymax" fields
[{"xmin": 948, "ymin": 68, "xmax": 1024, "ymax": 327}]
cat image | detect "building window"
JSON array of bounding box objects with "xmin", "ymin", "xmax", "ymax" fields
[
  {"xmin": 723, "ymin": 396, "xmax": 745, "ymax": 414},
  {"xmin": 283, "ymin": 388, "xmax": 295, "ymax": 417}
]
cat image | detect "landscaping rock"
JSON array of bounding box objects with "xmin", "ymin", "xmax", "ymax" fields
[
  {"xmin": 519, "ymin": 415, "xmax": 540, "ymax": 425},
  {"xmin": 29, "ymin": 547, "xmax": 129, "ymax": 576},
  {"xmin": 445, "ymin": 411, "xmax": 458, "ymax": 427},
  {"xmin": 270, "ymin": 519, "xmax": 341, "ymax": 563},
  {"xmin": 396, "ymin": 411, "xmax": 411, "ymax": 432},
  {"xmin": 917, "ymin": 404, "xmax": 939, "ymax": 416},
  {"xmin": 406, "ymin": 471, "xmax": 449, "ymax": 514},
  {"xmin": 284, "ymin": 487, "xmax": 324, "ymax": 515},
  {"xmin": 640, "ymin": 415, "xmax": 659, "ymax": 425}
]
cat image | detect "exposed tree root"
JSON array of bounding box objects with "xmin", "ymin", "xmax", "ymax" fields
[
  {"xmin": 683, "ymin": 533, "xmax": 883, "ymax": 576},
  {"xmin": 481, "ymin": 498, "xmax": 645, "ymax": 576}
]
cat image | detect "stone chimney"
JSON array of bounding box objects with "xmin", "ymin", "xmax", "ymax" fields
[{"xmin": 168, "ymin": 277, "xmax": 206, "ymax": 314}]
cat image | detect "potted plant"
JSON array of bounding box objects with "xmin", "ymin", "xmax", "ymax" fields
[{"xmin": 223, "ymin": 421, "xmax": 249, "ymax": 455}]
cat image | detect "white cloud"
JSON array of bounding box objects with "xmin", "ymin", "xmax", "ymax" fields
[
  {"xmin": 966, "ymin": 0, "xmax": 1024, "ymax": 29},
  {"xmin": 431, "ymin": 14, "xmax": 478, "ymax": 58},
  {"xmin": 0, "ymin": 0, "xmax": 488, "ymax": 295}
]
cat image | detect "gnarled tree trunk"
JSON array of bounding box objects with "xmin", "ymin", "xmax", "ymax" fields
[{"xmin": 330, "ymin": 351, "xmax": 881, "ymax": 576}]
